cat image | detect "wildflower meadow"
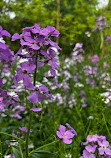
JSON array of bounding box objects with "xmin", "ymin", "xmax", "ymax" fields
[{"xmin": 0, "ymin": 0, "xmax": 111, "ymax": 158}]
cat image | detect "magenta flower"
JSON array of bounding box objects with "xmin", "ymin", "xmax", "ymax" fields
[
  {"xmin": 85, "ymin": 144, "xmax": 97, "ymax": 154},
  {"xmin": 73, "ymin": 43, "xmax": 84, "ymax": 53},
  {"xmin": 29, "ymin": 84, "xmax": 53, "ymax": 104},
  {"xmin": 30, "ymin": 107, "xmax": 42, "ymax": 112},
  {"xmin": 19, "ymin": 127, "xmax": 28, "ymax": 132},
  {"xmin": 19, "ymin": 127, "xmax": 32, "ymax": 133},
  {"xmin": 87, "ymin": 134, "xmax": 98, "ymax": 143},
  {"xmin": 12, "ymin": 33, "xmax": 22, "ymax": 41},
  {"xmin": 13, "ymin": 61, "xmax": 36, "ymax": 90},
  {"xmin": 83, "ymin": 149, "xmax": 95, "ymax": 158},
  {"xmin": 66, "ymin": 123, "xmax": 77, "ymax": 135},
  {"xmin": 91, "ymin": 55, "xmax": 99, "ymax": 64},
  {"xmin": 106, "ymin": 35, "xmax": 111, "ymax": 41},
  {"xmin": 0, "ymin": 77, "xmax": 3, "ymax": 87},
  {"xmin": 0, "ymin": 26, "xmax": 11, "ymax": 37},
  {"xmin": 0, "ymin": 97, "xmax": 3, "ymax": 109},
  {"xmin": 56, "ymin": 124, "xmax": 75, "ymax": 144},
  {"xmin": 98, "ymin": 140, "xmax": 111, "ymax": 156},
  {"xmin": 8, "ymin": 154, "xmax": 15, "ymax": 158},
  {"xmin": 81, "ymin": 134, "xmax": 111, "ymax": 157}
]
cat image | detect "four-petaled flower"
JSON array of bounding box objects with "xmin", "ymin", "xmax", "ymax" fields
[
  {"xmin": 56, "ymin": 124, "xmax": 75, "ymax": 144},
  {"xmin": 98, "ymin": 140, "xmax": 111, "ymax": 156}
]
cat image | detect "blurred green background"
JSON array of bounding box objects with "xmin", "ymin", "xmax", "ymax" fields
[{"xmin": 1, "ymin": 0, "xmax": 111, "ymax": 55}]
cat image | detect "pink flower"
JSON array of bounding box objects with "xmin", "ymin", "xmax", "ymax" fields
[{"xmin": 56, "ymin": 124, "xmax": 75, "ymax": 144}]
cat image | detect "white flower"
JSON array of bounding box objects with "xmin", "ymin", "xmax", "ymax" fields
[
  {"xmin": 75, "ymin": 83, "xmax": 84, "ymax": 87},
  {"xmin": 66, "ymin": 154, "xmax": 72, "ymax": 158},
  {"xmin": 88, "ymin": 116, "xmax": 94, "ymax": 120}
]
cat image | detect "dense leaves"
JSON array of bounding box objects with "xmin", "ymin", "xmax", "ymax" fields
[{"xmin": 0, "ymin": 0, "xmax": 99, "ymax": 55}]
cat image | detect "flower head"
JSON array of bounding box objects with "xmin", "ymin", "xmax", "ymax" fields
[{"xmin": 56, "ymin": 124, "xmax": 76, "ymax": 144}]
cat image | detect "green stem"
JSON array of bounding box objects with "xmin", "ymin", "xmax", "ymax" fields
[
  {"xmin": 102, "ymin": 113, "xmax": 111, "ymax": 137},
  {"xmin": 29, "ymin": 140, "xmax": 59, "ymax": 155},
  {"xmin": 100, "ymin": 30, "xmax": 104, "ymax": 50},
  {"xmin": 0, "ymin": 132, "xmax": 24, "ymax": 142},
  {"xmin": 19, "ymin": 144, "xmax": 24, "ymax": 158},
  {"xmin": 86, "ymin": 120, "xmax": 91, "ymax": 135},
  {"xmin": 0, "ymin": 139, "xmax": 2, "ymax": 158},
  {"xmin": 25, "ymin": 52, "xmax": 38, "ymax": 158},
  {"xmin": 100, "ymin": 30, "xmax": 104, "ymax": 56},
  {"xmin": 75, "ymin": 106, "xmax": 86, "ymax": 136},
  {"xmin": 25, "ymin": 111, "xmax": 33, "ymax": 157},
  {"xmin": 33, "ymin": 53, "xmax": 38, "ymax": 86}
]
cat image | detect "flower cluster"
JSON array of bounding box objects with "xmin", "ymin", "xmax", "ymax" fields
[
  {"xmin": 4, "ymin": 154, "xmax": 15, "ymax": 158},
  {"xmin": 0, "ymin": 26, "xmax": 14, "ymax": 64},
  {"xmin": 92, "ymin": 16, "xmax": 107, "ymax": 32},
  {"xmin": 42, "ymin": 42, "xmax": 110, "ymax": 109},
  {"xmin": 0, "ymin": 24, "xmax": 61, "ymax": 119},
  {"xmin": 106, "ymin": 35, "xmax": 111, "ymax": 42},
  {"xmin": 12, "ymin": 127, "xmax": 32, "ymax": 140},
  {"xmin": 56, "ymin": 123, "xmax": 77, "ymax": 144},
  {"xmin": 12, "ymin": 24, "xmax": 60, "ymax": 105},
  {"xmin": 72, "ymin": 43, "xmax": 84, "ymax": 63},
  {"xmin": 80, "ymin": 134, "xmax": 111, "ymax": 158}
]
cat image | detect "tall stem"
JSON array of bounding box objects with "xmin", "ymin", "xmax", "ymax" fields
[
  {"xmin": 29, "ymin": 140, "xmax": 59, "ymax": 156},
  {"xmin": 25, "ymin": 53, "xmax": 38, "ymax": 158},
  {"xmin": 33, "ymin": 53, "xmax": 38, "ymax": 86},
  {"xmin": 56, "ymin": 0, "xmax": 60, "ymax": 43},
  {"xmin": 102, "ymin": 113, "xmax": 111, "ymax": 137},
  {"xmin": 100, "ymin": 30, "xmax": 104, "ymax": 56}
]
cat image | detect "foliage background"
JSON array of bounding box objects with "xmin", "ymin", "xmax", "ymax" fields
[
  {"xmin": 0, "ymin": 0, "xmax": 102, "ymax": 55},
  {"xmin": 1, "ymin": 0, "xmax": 111, "ymax": 158}
]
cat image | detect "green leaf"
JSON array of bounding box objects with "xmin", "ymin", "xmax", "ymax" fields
[
  {"xmin": 12, "ymin": 146, "xmax": 22, "ymax": 158},
  {"xmin": 30, "ymin": 150, "xmax": 56, "ymax": 158}
]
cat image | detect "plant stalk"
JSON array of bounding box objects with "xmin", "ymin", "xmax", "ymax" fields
[
  {"xmin": 0, "ymin": 132, "xmax": 24, "ymax": 142},
  {"xmin": 29, "ymin": 140, "xmax": 59, "ymax": 155},
  {"xmin": 25, "ymin": 52, "xmax": 38, "ymax": 158}
]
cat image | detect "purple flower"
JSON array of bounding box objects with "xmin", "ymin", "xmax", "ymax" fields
[
  {"xmin": 21, "ymin": 38, "xmax": 40, "ymax": 50},
  {"xmin": 28, "ymin": 85, "xmax": 52, "ymax": 104},
  {"xmin": 10, "ymin": 112, "xmax": 22, "ymax": 119},
  {"xmin": 19, "ymin": 127, "xmax": 32, "ymax": 133},
  {"xmin": 106, "ymin": 35, "xmax": 111, "ymax": 41},
  {"xmin": 84, "ymin": 65, "xmax": 92, "ymax": 75},
  {"xmin": 29, "ymin": 90, "xmax": 45, "ymax": 104},
  {"xmin": 87, "ymin": 134, "xmax": 98, "ymax": 143},
  {"xmin": 0, "ymin": 77, "xmax": 3, "ymax": 87},
  {"xmin": 98, "ymin": 140, "xmax": 111, "ymax": 156},
  {"xmin": 12, "ymin": 106, "xmax": 26, "ymax": 112},
  {"xmin": 82, "ymin": 103, "xmax": 87, "ymax": 108},
  {"xmin": 8, "ymin": 154, "xmax": 15, "ymax": 158},
  {"xmin": 0, "ymin": 97, "xmax": 4, "ymax": 109},
  {"xmin": 12, "ymin": 33, "xmax": 22, "ymax": 41},
  {"xmin": 44, "ymin": 48, "xmax": 60, "ymax": 70},
  {"xmin": 65, "ymin": 123, "xmax": 77, "ymax": 135},
  {"xmin": 13, "ymin": 61, "xmax": 35, "ymax": 90},
  {"xmin": 81, "ymin": 134, "xmax": 111, "ymax": 157},
  {"xmin": 0, "ymin": 42, "xmax": 14, "ymax": 62},
  {"xmin": 85, "ymin": 145, "xmax": 97, "ymax": 153},
  {"xmin": 0, "ymin": 26, "xmax": 11, "ymax": 38},
  {"xmin": 83, "ymin": 149, "xmax": 95, "ymax": 158},
  {"xmin": 56, "ymin": 124, "xmax": 75, "ymax": 144},
  {"xmin": 92, "ymin": 16, "xmax": 107, "ymax": 32},
  {"xmin": 86, "ymin": 77, "xmax": 95, "ymax": 86},
  {"xmin": 91, "ymin": 55, "xmax": 99, "ymax": 64},
  {"xmin": 73, "ymin": 43, "xmax": 84, "ymax": 52},
  {"xmin": 19, "ymin": 127, "xmax": 28, "ymax": 132},
  {"xmin": 46, "ymin": 25, "xmax": 60, "ymax": 37},
  {"xmin": 30, "ymin": 107, "xmax": 42, "ymax": 112},
  {"xmin": 12, "ymin": 24, "xmax": 61, "ymax": 51},
  {"xmin": 93, "ymin": 67, "xmax": 98, "ymax": 76},
  {"xmin": 21, "ymin": 61, "xmax": 36, "ymax": 73}
]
